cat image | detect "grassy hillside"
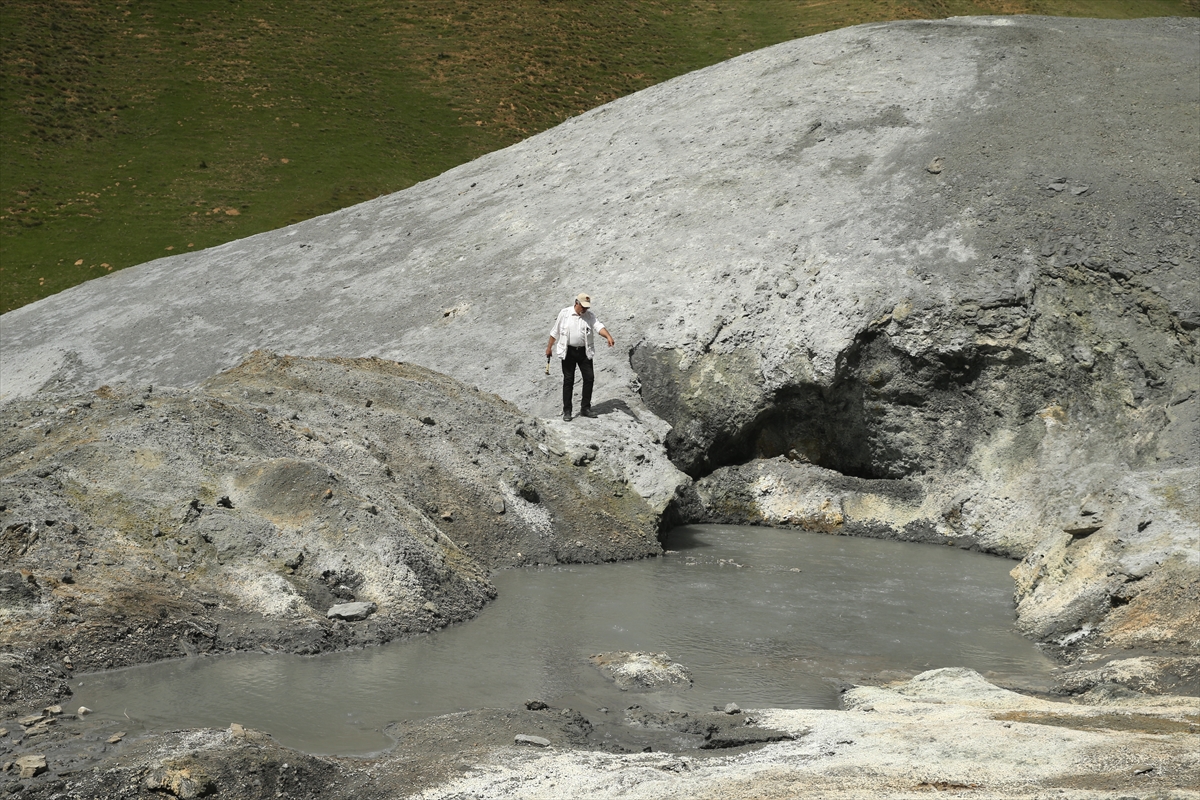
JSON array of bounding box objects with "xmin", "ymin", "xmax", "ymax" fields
[{"xmin": 3, "ymin": 0, "xmax": 1196, "ymax": 313}]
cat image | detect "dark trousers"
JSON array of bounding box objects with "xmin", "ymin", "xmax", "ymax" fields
[{"xmin": 562, "ymin": 345, "xmax": 594, "ymax": 413}]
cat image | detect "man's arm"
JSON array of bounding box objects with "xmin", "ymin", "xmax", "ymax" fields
[
  {"xmin": 598, "ymin": 327, "xmax": 615, "ymax": 347},
  {"xmin": 546, "ymin": 309, "xmax": 565, "ymax": 357}
]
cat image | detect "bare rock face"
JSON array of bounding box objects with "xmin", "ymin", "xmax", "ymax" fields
[{"xmin": 0, "ymin": 353, "xmax": 663, "ymax": 713}]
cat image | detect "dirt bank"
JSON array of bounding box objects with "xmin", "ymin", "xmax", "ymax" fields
[{"xmin": 1, "ymin": 353, "xmax": 669, "ymax": 718}]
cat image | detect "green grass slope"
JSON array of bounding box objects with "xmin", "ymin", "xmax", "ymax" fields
[{"xmin": 2, "ymin": 0, "xmax": 1196, "ymax": 313}]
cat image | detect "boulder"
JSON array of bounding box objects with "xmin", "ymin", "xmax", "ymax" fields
[
  {"xmin": 15, "ymin": 754, "xmax": 47, "ymax": 779},
  {"xmin": 514, "ymin": 734, "xmax": 551, "ymax": 747},
  {"xmin": 590, "ymin": 651, "xmax": 692, "ymax": 691},
  {"xmin": 326, "ymin": 602, "xmax": 376, "ymax": 621},
  {"xmin": 143, "ymin": 766, "xmax": 216, "ymax": 799}
]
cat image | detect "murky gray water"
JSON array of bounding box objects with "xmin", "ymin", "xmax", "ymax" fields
[{"xmin": 71, "ymin": 525, "xmax": 1055, "ymax": 755}]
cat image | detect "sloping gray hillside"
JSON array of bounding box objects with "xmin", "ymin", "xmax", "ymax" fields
[{"xmin": 2, "ymin": 16, "xmax": 1198, "ymax": 687}]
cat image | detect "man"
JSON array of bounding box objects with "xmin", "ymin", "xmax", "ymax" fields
[{"xmin": 546, "ymin": 292, "xmax": 615, "ymax": 421}]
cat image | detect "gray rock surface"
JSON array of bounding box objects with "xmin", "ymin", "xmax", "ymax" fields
[{"xmin": 3, "ymin": 17, "xmax": 1194, "ymax": 433}]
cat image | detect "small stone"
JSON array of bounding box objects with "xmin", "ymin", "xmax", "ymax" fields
[
  {"xmin": 1133, "ymin": 765, "xmax": 1155, "ymax": 775},
  {"xmin": 926, "ymin": 157, "xmax": 943, "ymax": 174},
  {"xmin": 144, "ymin": 766, "xmax": 215, "ymax": 799},
  {"xmin": 525, "ymin": 700, "xmax": 549, "ymax": 711},
  {"xmin": 43, "ymin": 705, "xmax": 62, "ymax": 716},
  {"xmin": 107, "ymin": 731, "xmax": 126, "ymax": 744},
  {"xmin": 422, "ymin": 601, "xmax": 439, "ymax": 614},
  {"xmin": 77, "ymin": 707, "xmax": 92, "ymax": 717},
  {"xmin": 15, "ymin": 754, "xmax": 47, "ymax": 779},
  {"xmin": 723, "ymin": 703, "xmax": 742, "ymax": 715},
  {"xmin": 17, "ymin": 715, "xmax": 44, "ymax": 727},
  {"xmin": 490, "ymin": 496, "xmax": 506, "ymax": 514},
  {"xmin": 516, "ymin": 482, "xmax": 540, "ymax": 504},
  {"xmin": 24, "ymin": 720, "xmax": 54, "ymax": 736},
  {"xmin": 229, "ymin": 723, "xmax": 245, "ymax": 737},
  {"xmin": 327, "ymin": 601, "xmax": 377, "ymax": 621},
  {"xmin": 514, "ymin": 734, "xmax": 551, "ymax": 747}
]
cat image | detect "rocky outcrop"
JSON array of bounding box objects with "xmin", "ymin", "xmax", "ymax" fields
[{"xmin": 0, "ymin": 353, "xmax": 665, "ymax": 713}]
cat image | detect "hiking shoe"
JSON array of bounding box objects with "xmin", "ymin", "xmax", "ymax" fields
[
  {"xmin": 563, "ymin": 411, "xmax": 572, "ymax": 422},
  {"xmin": 579, "ymin": 407, "xmax": 596, "ymax": 418}
]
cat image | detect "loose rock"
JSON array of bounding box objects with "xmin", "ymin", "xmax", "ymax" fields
[
  {"xmin": 514, "ymin": 734, "xmax": 551, "ymax": 747},
  {"xmin": 326, "ymin": 602, "xmax": 377, "ymax": 621},
  {"xmin": 15, "ymin": 754, "xmax": 47, "ymax": 779}
]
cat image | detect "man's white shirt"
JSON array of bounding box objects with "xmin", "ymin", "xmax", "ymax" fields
[{"xmin": 550, "ymin": 306, "xmax": 606, "ymax": 360}]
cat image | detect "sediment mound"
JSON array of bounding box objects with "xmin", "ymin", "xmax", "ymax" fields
[{"xmin": 0, "ymin": 353, "xmax": 663, "ymax": 712}]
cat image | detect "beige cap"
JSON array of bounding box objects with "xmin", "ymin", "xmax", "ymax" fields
[{"xmin": 575, "ymin": 293, "xmax": 592, "ymax": 308}]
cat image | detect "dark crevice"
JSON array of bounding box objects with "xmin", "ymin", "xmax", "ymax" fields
[{"xmin": 636, "ymin": 330, "xmax": 1001, "ymax": 482}]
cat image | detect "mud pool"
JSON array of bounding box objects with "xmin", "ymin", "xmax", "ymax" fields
[{"xmin": 69, "ymin": 525, "xmax": 1056, "ymax": 755}]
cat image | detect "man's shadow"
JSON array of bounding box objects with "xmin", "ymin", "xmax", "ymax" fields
[{"xmin": 587, "ymin": 398, "xmax": 635, "ymax": 417}]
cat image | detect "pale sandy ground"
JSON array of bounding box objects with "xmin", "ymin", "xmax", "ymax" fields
[{"xmin": 411, "ymin": 669, "xmax": 1199, "ymax": 800}]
